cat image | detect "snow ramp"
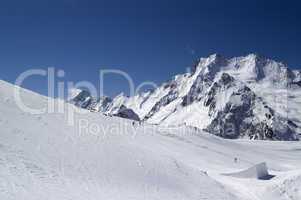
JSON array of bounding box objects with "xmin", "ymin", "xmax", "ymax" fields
[{"xmin": 222, "ymin": 162, "xmax": 273, "ymax": 179}]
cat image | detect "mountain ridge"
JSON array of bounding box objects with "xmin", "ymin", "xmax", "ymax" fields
[{"xmin": 70, "ymin": 53, "xmax": 301, "ymax": 140}]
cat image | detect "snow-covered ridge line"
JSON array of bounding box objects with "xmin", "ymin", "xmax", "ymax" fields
[{"xmin": 70, "ymin": 53, "xmax": 301, "ymax": 140}]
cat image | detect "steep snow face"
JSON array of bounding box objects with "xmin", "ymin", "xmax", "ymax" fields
[
  {"xmin": 222, "ymin": 54, "xmax": 297, "ymax": 87},
  {"xmin": 1, "ymin": 80, "xmax": 301, "ymax": 200}
]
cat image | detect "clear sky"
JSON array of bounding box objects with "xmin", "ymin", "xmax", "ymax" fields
[{"xmin": 0, "ymin": 0, "xmax": 300, "ymax": 97}]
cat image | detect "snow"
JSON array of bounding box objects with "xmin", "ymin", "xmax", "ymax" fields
[
  {"xmin": 67, "ymin": 88, "xmax": 83, "ymax": 101},
  {"xmin": 112, "ymin": 54, "xmax": 299, "ymax": 140},
  {"xmin": 67, "ymin": 54, "xmax": 300, "ymax": 140},
  {"xmin": 223, "ymin": 162, "xmax": 270, "ymax": 179},
  {"xmin": 160, "ymin": 101, "xmax": 211, "ymax": 129},
  {"xmin": 1, "ymin": 79, "xmax": 301, "ymax": 200}
]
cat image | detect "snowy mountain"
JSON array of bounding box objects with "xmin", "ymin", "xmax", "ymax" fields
[
  {"xmin": 70, "ymin": 54, "xmax": 301, "ymax": 140},
  {"xmin": 69, "ymin": 90, "xmax": 139, "ymax": 121},
  {"xmin": 1, "ymin": 79, "xmax": 301, "ymax": 200}
]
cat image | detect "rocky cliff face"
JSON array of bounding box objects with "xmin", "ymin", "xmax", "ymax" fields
[{"xmin": 203, "ymin": 73, "xmax": 297, "ymax": 140}]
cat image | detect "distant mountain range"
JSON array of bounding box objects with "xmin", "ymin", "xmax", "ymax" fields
[{"xmin": 70, "ymin": 54, "xmax": 301, "ymax": 140}]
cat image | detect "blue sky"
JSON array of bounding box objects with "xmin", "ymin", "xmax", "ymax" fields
[{"xmin": 0, "ymin": 0, "xmax": 300, "ymax": 97}]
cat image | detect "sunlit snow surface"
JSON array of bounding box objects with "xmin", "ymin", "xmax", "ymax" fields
[{"xmin": 0, "ymin": 80, "xmax": 301, "ymax": 200}]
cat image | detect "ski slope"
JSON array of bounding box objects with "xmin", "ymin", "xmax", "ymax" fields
[{"xmin": 0, "ymin": 80, "xmax": 301, "ymax": 200}]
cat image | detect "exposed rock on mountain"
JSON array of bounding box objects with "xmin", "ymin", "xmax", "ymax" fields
[
  {"xmin": 69, "ymin": 90, "xmax": 139, "ymax": 121},
  {"xmin": 112, "ymin": 105, "xmax": 140, "ymax": 121},
  {"xmin": 70, "ymin": 54, "xmax": 301, "ymax": 140}
]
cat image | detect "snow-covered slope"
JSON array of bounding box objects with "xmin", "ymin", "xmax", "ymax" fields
[
  {"xmin": 87, "ymin": 54, "xmax": 300, "ymax": 140},
  {"xmin": 1, "ymin": 80, "xmax": 301, "ymax": 200}
]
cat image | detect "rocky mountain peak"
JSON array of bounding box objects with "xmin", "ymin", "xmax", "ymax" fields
[{"xmin": 69, "ymin": 54, "xmax": 301, "ymax": 140}]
